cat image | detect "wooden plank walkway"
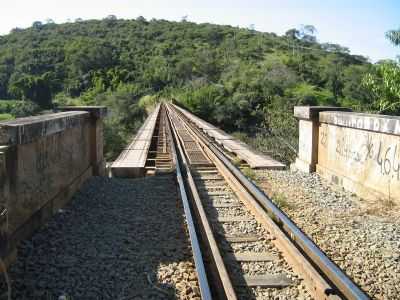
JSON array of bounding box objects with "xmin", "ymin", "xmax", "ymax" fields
[
  {"xmin": 174, "ymin": 105, "xmax": 285, "ymax": 169},
  {"xmin": 111, "ymin": 104, "xmax": 160, "ymax": 177}
]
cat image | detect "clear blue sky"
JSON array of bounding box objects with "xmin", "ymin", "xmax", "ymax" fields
[{"xmin": 0, "ymin": 0, "xmax": 399, "ymax": 62}]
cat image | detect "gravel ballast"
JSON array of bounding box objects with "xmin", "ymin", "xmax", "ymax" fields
[
  {"xmin": 257, "ymin": 169, "xmax": 400, "ymax": 300},
  {"xmin": 196, "ymin": 170, "xmax": 312, "ymax": 300},
  {"xmin": 0, "ymin": 175, "xmax": 200, "ymax": 299}
]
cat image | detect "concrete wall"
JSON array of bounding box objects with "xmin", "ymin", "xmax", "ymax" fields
[
  {"xmin": 0, "ymin": 106, "xmax": 106, "ymax": 263},
  {"xmin": 292, "ymin": 106, "xmax": 400, "ymax": 204}
]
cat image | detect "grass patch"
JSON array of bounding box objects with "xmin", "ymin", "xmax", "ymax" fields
[
  {"xmin": 272, "ymin": 192, "xmax": 293, "ymax": 210},
  {"xmin": 232, "ymin": 156, "xmax": 242, "ymax": 167},
  {"xmin": 242, "ymin": 167, "xmax": 257, "ymax": 181}
]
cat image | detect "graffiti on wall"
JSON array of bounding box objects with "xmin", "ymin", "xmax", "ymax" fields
[{"xmin": 320, "ymin": 125, "xmax": 400, "ymax": 180}]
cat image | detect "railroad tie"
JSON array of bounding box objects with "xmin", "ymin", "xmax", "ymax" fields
[
  {"xmin": 227, "ymin": 252, "xmax": 278, "ymax": 262},
  {"xmin": 193, "ymin": 175, "xmax": 222, "ymax": 180},
  {"xmin": 197, "ymin": 185, "xmax": 228, "ymax": 192},
  {"xmin": 224, "ymin": 235, "xmax": 260, "ymax": 243},
  {"xmin": 210, "ymin": 202, "xmax": 242, "ymax": 208},
  {"xmin": 201, "ymin": 191, "xmax": 234, "ymax": 196},
  {"xmin": 236, "ymin": 274, "xmax": 294, "ymax": 287},
  {"xmin": 194, "ymin": 169, "xmax": 219, "ymax": 174},
  {"xmin": 222, "ymin": 241, "xmax": 293, "ymax": 288},
  {"xmin": 213, "ymin": 216, "xmax": 252, "ymax": 223}
]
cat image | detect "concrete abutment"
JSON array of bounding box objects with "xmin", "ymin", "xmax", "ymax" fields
[
  {"xmin": 0, "ymin": 106, "xmax": 107, "ymax": 265},
  {"xmin": 292, "ymin": 105, "xmax": 400, "ymax": 205}
]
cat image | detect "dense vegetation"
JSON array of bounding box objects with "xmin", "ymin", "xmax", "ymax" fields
[{"xmin": 0, "ymin": 17, "xmax": 398, "ymax": 162}]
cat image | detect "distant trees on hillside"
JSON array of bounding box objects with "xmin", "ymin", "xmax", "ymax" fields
[{"xmin": 0, "ymin": 17, "xmax": 393, "ymax": 160}]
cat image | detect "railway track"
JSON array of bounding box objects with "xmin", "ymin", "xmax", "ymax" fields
[
  {"xmin": 145, "ymin": 105, "xmax": 174, "ymax": 175},
  {"xmin": 154, "ymin": 102, "xmax": 369, "ymax": 300}
]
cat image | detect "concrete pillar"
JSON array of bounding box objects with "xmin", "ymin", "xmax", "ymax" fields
[
  {"xmin": 291, "ymin": 106, "xmax": 351, "ymax": 173},
  {"xmin": 0, "ymin": 147, "xmax": 9, "ymax": 258},
  {"xmin": 59, "ymin": 106, "xmax": 107, "ymax": 176},
  {"xmin": 0, "ymin": 145, "xmax": 16, "ymax": 265}
]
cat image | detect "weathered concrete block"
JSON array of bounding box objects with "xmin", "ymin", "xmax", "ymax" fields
[
  {"xmin": 292, "ymin": 106, "xmax": 351, "ymax": 173},
  {"xmin": 294, "ymin": 106, "xmax": 400, "ymax": 204},
  {"xmin": 294, "ymin": 106, "xmax": 351, "ymax": 121},
  {"xmin": 318, "ymin": 113, "xmax": 400, "ymax": 204},
  {"xmin": 59, "ymin": 106, "xmax": 107, "ymax": 175},
  {"xmin": 0, "ymin": 112, "xmax": 89, "ymax": 145},
  {"xmin": 0, "ymin": 146, "xmax": 9, "ymax": 206},
  {"xmin": 92, "ymin": 120, "xmax": 105, "ymax": 176},
  {"xmin": 319, "ymin": 111, "xmax": 400, "ymax": 135},
  {"xmin": 7, "ymin": 123, "xmax": 92, "ymax": 234},
  {"xmin": 58, "ymin": 106, "xmax": 107, "ymax": 119},
  {"xmin": 0, "ymin": 106, "xmax": 107, "ymax": 264},
  {"xmin": 295, "ymin": 119, "xmax": 319, "ymax": 172},
  {"xmin": 0, "ymin": 146, "xmax": 11, "ymax": 260}
]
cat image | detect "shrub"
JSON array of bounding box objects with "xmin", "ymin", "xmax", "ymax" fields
[
  {"xmin": 10, "ymin": 101, "xmax": 40, "ymax": 117},
  {"xmin": 272, "ymin": 192, "xmax": 293, "ymax": 210},
  {"xmin": 0, "ymin": 113, "xmax": 14, "ymax": 121},
  {"xmin": 242, "ymin": 167, "xmax": 257, "ymax": 181}
]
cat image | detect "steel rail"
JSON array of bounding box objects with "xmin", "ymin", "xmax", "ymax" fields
[
  {"xmin": 171, "ymin": 103, "xmax": 369, "ymax": 300},
  {"xmin": 163, "ymin": 106, "xmax": 212, "ymax": 300},
  {"xmin": 166, "ymin": 105, "xmax": 237, "ymax": 300},
  {"xmin": 168, "ymin": 103, "xmax": 333, "ymax": 299}
]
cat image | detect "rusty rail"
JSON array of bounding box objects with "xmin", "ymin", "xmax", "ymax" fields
[
  {"xmin": 167, "ymin": 102, "xmax": 369, "ymax": 300},
  {"xmin": 167, "ymin": 105, "xmax": 237, "ymax": 299},
  {"xmin": 164, "ymin": 108, "xmax": 212, "ymax": 300}
]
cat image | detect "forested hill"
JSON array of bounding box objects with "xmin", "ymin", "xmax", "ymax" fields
[
  {"xmin": 0, "ymin": 17, "xmax": 373, "ymax": 106},
  {"xmin": 0, "ymin": 17, "xmax": 389, "ymax": 160}
]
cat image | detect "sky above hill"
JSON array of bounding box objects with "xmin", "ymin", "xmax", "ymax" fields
[{"xmin": 0, "ymin": 0, "xmax": 399, "ymax": 62}]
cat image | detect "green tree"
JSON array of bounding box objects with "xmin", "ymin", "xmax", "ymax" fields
[
  {"xmin": 0, "ymin": 17, "xmax": 375, "ymax": 162},
  {"xmin": 386, "ymin": 28, "xmax": 400, "ymax": 46},
  {"xmin": 286, "ymin": 83, "xmax": 335, "ymax": 106},
  {"xmin": 8, "ymin": 72, "xmax": 55, "ymax": 108},
  {"xmin": 363, "ymin": 27, "xmax": 400, "ymax": 114},
  {"xmin": 341, "ymin": 65, "xmax": 374, "ymax": 109},
  {"xmin": 363, "ymin": 61, "xmax": 400, "ymax": 113}
]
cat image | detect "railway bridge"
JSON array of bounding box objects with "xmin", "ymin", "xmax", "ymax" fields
[{"xmin": 0, "ymin": 102, "xmax": 399, "ymax": 299}]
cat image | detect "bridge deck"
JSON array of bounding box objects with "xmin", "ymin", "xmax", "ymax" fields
[
  {"xmin": 111, "ymin": 104, "xmax": 161, "ymax": 177},
  {"xmin": 2, "ymin": 175, "xmax": 200, "ymax": 299},
  {"xmin": 173, "ymin": 105, "xmax": 285, "ymax": 169}
]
